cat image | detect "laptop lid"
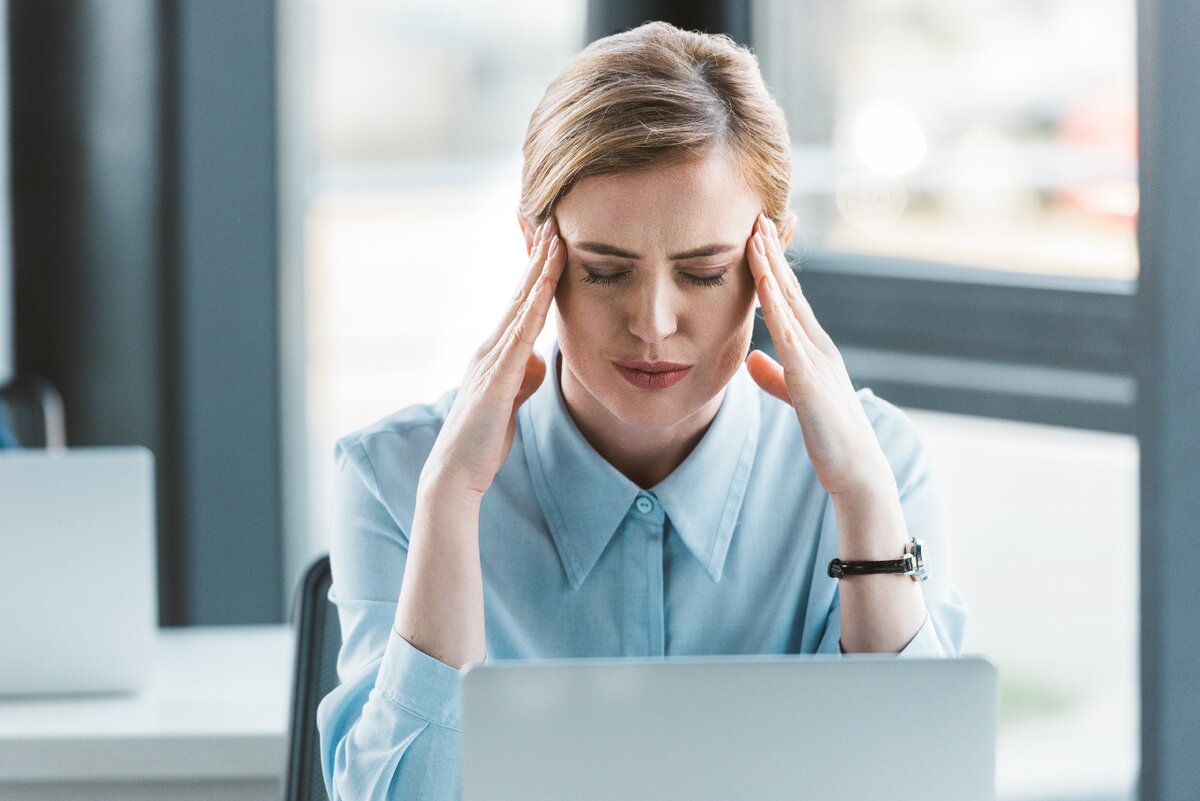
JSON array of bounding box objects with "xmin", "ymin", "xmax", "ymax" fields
[
  {"xmin": 463, "ymin": 655, "xmax": 996, "ymax": 801},
  {"xmin": 0, "ymin": 447, "xmax": 157, "ymax": 696}
]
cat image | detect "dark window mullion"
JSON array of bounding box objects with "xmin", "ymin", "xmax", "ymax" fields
[
  {"xmin": 749, "ymin": 250, "xmax": 1138, "ymax": 433},
  {"xmin": 796, "ymin": 252, "xmax": 1136, "ymax": 373}
]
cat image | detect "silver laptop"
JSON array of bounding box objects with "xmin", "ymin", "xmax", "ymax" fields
[
  {"xmin": 463, "ymin": 655, "xmax": 996, "ymax": 801},
  {"xmin": 0, "ymin": 447, "xmax": 157, "ymax": 696}
]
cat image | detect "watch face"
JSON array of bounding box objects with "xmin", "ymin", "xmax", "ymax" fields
[{"xmin": 908, "ymin": 538, "xmax": 928, "ymax": 581}]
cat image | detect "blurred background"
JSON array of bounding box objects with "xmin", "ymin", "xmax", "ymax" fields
[{"xmin": 4, "ymin": 0, "xmax": 1194, "ymax": 799}]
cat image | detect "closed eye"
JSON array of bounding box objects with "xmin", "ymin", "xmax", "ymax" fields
[
  {"xmin": 580, "ymin": 267, "xmax": 729, "ymax": 288},
  {"xmin": 581, "ymin": 270, "xmax": 628, "ymax": 286},
  {"xmin": 686, "ymin": 271, "xmax": 727, "ymax": 287}
]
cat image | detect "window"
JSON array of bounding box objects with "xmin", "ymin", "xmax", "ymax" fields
[
  {"xmin": 752, "ymin": 1, "xmax": 1139, "ymax": 797},
  {"xmin": 755, "ymin": 0, "xmax": 1136, "ymax": 280},
  {"xmin": 296, "ymin": 0, "xmax": 586, "ymax": 568},
  {"xmin": 752, "ymin": 0, "xmax": 1138, "ymax": 435}
]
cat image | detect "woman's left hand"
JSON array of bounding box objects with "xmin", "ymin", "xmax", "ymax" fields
[
  {"xmin": 746, "ymin": 214, "xmax": 929, "ymax": 654},
  {"xmin": 744, "ymin": 213, "xmax": 893, "ymax": 501}
]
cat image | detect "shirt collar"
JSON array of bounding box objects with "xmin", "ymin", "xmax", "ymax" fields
[{"xmin": 519, "ymin": 339, "xmax": 760, "ymax": 589}]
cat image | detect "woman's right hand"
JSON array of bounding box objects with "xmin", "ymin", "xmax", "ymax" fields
[{"xmin": 420, "ymin": 216, "xmax": 565, "ymax": 497}]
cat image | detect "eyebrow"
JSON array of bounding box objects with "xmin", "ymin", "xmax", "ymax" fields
[{"xmin": 573, "ymin": 241, "xmax": 740, "ymax": 261}]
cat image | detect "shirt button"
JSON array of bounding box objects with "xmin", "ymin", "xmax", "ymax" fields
[{"xmin": 635, "ymin": 495, "xmax": 654, "ymax": 514}]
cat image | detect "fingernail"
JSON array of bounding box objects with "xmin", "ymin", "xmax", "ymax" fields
[
  {"xmin": 753, "ymin": 232, "xmax": 765, "ymax": 255},
  {"xmin": 547, "ymin": 236, "xmax": 559, "ymax": 256}
]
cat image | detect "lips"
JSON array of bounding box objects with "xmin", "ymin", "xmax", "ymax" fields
[
  {"xmin": 613, "ymin": 360, "xmax": 691, "ymax": 373},
  {"xmin": 613, "ymin": 360, "xmax": 693, "ymax": 390}
]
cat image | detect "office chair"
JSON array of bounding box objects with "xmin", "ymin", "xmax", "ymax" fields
[
  {"xmin": 285, "ymin": 554, "xmax": 342, "ymax": 801},
  {"xmin": 0, "ymin": 373, "xmax": 67, "ymax": 447}
]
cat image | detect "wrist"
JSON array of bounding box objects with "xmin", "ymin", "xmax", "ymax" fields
[
  {"xmin": 831, "ymin": 482, "xmax": 908, "ymax": 561},
  {"xmin": 829, "ymin": 453, "xmax": 896, "ymax": 501},
  {"xmin": 830, "ymin": 473, "xmax": 900, "ymax": 520},
  {"xmin": 416, "ymin": 469, "xmax": 486, "ymax": 512}
]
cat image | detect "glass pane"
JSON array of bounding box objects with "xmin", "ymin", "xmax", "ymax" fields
[
  {"xmin": 909, "ymin": 410, "xmax": 1139, "ymax": 800},
  {"xmin": 754, "ymin": 0, "xmax": 1137, "ymax": 280},
  {"xmin": 300, "ymin": 0, "xmax": 585, "ymax": 562}
]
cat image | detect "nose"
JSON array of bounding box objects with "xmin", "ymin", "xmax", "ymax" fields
[{"xmin": 627, "ymin": 274, "xmax": 679, "ymax": 344}]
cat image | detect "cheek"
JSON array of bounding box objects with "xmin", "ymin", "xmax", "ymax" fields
[
  {"xmin": 714, "ymin": 305, "xmax": 755, "ymax": 359},
  {"xmin": 709, "ymin": 276, "xmax": 757, "ymax": 337},
  {"xmin": 553, "ymin": 283, "xmax": 614, "ymax": 348},
  {"xmin": 708, "ymin": 286, "xmax": 757, "ymax": 368},
  {"xmin": 554, "ymin": 281, "xmax": 585, "ymax": 322}
]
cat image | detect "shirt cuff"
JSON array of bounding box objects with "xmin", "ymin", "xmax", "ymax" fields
[{"xmin": 375, "ymin": 628, "xmax": 475, "ymax": 731}]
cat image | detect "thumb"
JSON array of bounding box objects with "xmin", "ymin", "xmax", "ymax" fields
[
  {"xmin": 746, "ymin": 349, "xmax": 792, "ymax": 404},
  {"xmin": 512, "ymin": 351, "xmax": 547, "ymax": 412}
]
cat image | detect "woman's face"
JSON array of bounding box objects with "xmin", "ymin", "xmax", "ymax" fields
[{"xmin": 536, "ymin": 151, "xmax": 768, "ymax": 432}]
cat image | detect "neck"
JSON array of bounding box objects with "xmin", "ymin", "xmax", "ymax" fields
[{"xmin": 557, "ymin": 352, "xmax": 723, "ymax": 489}]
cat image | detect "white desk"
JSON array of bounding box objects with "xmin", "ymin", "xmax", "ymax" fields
[{"xmin": 0, "ymin": 625, "xmax": 295, "ymax": 801}]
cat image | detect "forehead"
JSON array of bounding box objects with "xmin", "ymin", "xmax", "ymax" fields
[{"xmin": 555, "ymin": 152, "xmax": 762, "ymax": 254}]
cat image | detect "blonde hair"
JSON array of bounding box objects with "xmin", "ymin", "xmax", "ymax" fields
[{"xmin": 519, "ymin": 21, "xmax": 792, "ymax": 230}]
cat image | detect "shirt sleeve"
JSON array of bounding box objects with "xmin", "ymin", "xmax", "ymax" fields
[
  {"xmin": 814, "ymin": 392, "xmax": 969, "ymax": 658},
  {"xmin": 316, "ymin": 436, "xmax": 469, "ymax": 801}
]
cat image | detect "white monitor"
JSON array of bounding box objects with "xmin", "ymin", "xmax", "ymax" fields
[
  {"xmin": 463, "ymin": 654, "xmax": 996, "ymax": 801},
  {"xmin": 0, "ymin": 447, "xmax": 157, "ymax": 696}
]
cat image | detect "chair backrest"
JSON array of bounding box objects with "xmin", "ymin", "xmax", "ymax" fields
[
  {"xmin": 0, "ymin": 373, "xmax": 67, "ymax": 447},
  {"xmin": 284, "ymin": 554, "xmax": 342, "ymax": 801}
]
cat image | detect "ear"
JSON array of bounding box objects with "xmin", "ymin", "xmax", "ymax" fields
[
  {"xmin": 518, "ymin": 212, "xmax": 536, "ymax": 257},
  {"xmin": 779, "ymin": 212, "xmax": 798, "ymax": 250}
]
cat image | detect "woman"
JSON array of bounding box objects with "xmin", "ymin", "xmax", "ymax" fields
[{"xmin": 318, "ymin": 21, "xmax": 966, "ymax": 800}]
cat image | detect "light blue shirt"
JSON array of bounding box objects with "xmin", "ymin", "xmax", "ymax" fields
[{"xmin": 317, "ymin": 338, "xmax": 967, "ymax": 801}]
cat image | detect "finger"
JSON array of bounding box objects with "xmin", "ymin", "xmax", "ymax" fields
[
  {"xmin": 541, "ymin": 227, "xmax": 567, "ymax": 286},
  {"xmin": 745, "ymin": 349, "xmax": 791, "ymax": 404},
  {"xmin": 506, "ymin": 217, "xmax": 555, "ymax": 316},
  {"xmin": 760, "ymin": 214, "xmax": 834, "ymax": 354},
  {"xmin": 492, "ymin": 237, "xmax": 563, "ymax": 376},
  {"xmin": 757, "ymin": 214, "xmax": 837, "ymax": 357},
  {"xmin": 482, "ymin": 218, "xmax": 555, "ymax": 352},
  {"xmin": 749, "ymin": 229, "xmax": 817, "ymax": 368},
  {"xmin": 752, "ymin": 247, "xmax": 817, "ymax": 390},
  {"xmin": 522, "ymin": 234, "xmax": 565, "ymax": 337}
]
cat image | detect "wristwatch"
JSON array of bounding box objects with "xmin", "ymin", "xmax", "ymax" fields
[{"xmin": 827, "ymin": 537, "xmax": 928, "ymax": 582}]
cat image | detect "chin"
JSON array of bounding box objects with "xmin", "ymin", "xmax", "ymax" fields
[{"xmin": 604, "ymin": 388, "xmax": 715, "ymax": 431}]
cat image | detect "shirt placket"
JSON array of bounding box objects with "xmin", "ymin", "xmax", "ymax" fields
[{"xmin": 622, "ymin": 491, "xmax": 666, "ymax": 656}]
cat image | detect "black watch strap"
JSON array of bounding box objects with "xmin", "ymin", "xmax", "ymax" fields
[
  {"xmin": 827, "ymin": 538, "xmax": 927, "ymax": 581},
  {"xmin": 827, "ymin": 556, "xmax": 912, "ymax": 578}
]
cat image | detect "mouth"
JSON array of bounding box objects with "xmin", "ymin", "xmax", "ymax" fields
[{"xmin": 612, "ymin": 360, "xmax": 693, "ymax": 390}]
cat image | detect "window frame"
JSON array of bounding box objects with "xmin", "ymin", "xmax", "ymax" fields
[{"xmin": 751, "ymin": 252, "xmax": 1138, "ymax": 434}]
